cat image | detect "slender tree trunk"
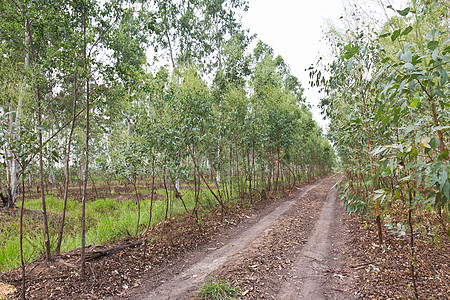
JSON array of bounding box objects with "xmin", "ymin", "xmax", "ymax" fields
[
  {"xmin": 168, "ymin": 172, "xmax": 188, "ymax": 214},
  {"xmin": 146, "ymin": 155, "xmax": 156, "ymax": 232},
  {"xmin": 56, "ymin": 74, "xmax": 78, "ymax": 254},
  {"xmin": 235, "ymin": 146, "xmax": 240, "ymax": 198},
  {"xmin": 37, "ymin": 87, "xmax": 51, "ymax": 262},
  {"xmin": 192, "ymin": 144, "xmax": 199, "ymax": 221},
  {"xmin": 206, "ymin": 146, "xmax": 223, "ymax": 206},
  {"xmin": 242, "ymin": 150, "xmax": 246, "ymax": 197},
  {"xmin": 132, "ymin": 174, "xmax": 141, "ymax": 236},
  {"xmin": 276, "ymin": 145, "xmax": 281, "ymax": 192},
  {"xmin": 189, "ymin": 144, "xmax": 224, "ymax": 218},
  {"xmin": 20, "ymin": 174, "xmax": 26, "ymax": 300},
  {"xmin": 252, "ymin": 146, "xmax": 256, "ymax": 192},
  {"xmin": 408, "ymin": 187, "xmax": 419, "ymax": 299},
  {"xmin": 25, "ymin": 13, "xmax": 51, "ymax": 261},
  {"xmin": 163, "ymin": 155, "xmax": 169, "ymax": 220},
  {"xmin": 81, "ymin": 3, "xmax": 89, "ymax": 279},
  {"xmin": 229, "ymin": 145, "xmax": 233, "ymax": 199},
  {"xmin": 164, "ymin": 22, "xmax": 176, "ymax": 70},
  {"xmin": 247, "ymin": 150, "xmax": 252, "ymax": 204}
]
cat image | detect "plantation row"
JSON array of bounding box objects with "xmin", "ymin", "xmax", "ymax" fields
[
  {"xmin": 0, "ymin": 0, "xmax": 334, "ymax": 277},
  {"xmin": 313, "ymin": 0, "xmax": 449, "ymax": 297}
]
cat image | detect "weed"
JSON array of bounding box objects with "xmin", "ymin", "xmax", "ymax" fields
[{"xmin": 194, "ymin": 277, "xmax": 241, "ymax": 300}]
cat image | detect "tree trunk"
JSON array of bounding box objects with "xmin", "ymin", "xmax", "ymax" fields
[
  {"xmin": 276, "ymin": 145, "xmax": 281, "ymax": 192},
  {"xmin": 408, "ymin": 187, "xmax": 419, "ymax": 299},
  {"xmin": 56, "ymin": 72, "xmax": 78, "ymax": 254},
  {"xmin": 24, "ymin": 12, "xmax": 52, "ymax": 260},
  {"xmin": 20, "ymin": 175, "xmax": 26, "ymax": 300},
  {"xmin": 247, "ymin": 149, "xmax": 252, "ymax": 204},
  {"xmin": 132, "ymin": 174, "xmax": 141, "ymax": 236},
  {"xmin": 146, "ymin": 155, "xmax": 156, "ymax": 232},
  {"xmin": 81, "ymin": 3, "xmax": 89, "ymax": 279},
  {"xmin": 163, "ymin": 155, "xmax": 169, "ymax": 220}
]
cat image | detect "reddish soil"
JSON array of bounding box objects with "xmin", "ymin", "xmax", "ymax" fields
[{"xmin": 1, "ymin": 174, "xmax": 449, "ymax": 299}]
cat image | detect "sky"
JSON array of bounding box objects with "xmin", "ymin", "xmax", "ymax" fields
[{"xmin": 240, "ymin": 0, "xmax": 407, "ymax": 130}]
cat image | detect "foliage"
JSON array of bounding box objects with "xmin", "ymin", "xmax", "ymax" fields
[{"xmin": 313, "ymin": 1, "xmax": 449, "ymax": 295}]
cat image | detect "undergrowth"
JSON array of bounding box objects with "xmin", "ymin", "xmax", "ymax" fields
[{"xmin": 0, "ymin": 187, "xmax": 217, "ymax": 272}]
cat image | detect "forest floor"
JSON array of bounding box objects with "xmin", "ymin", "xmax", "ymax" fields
[{"xmin": 1, "ymin": 174, "xmax": 449, "ymax": 299}]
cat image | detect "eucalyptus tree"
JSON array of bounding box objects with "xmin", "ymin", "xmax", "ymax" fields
[
  {"xmin": 314, "ymin": 1, "xmax": 449, "ymax": 295},
  {"xmin": 151, "ymin": 0, "xmax": 249, "ymax": 72},
  {"xmin": 0, "ymin": 0, "xmax": 86, "ymax": 261}
]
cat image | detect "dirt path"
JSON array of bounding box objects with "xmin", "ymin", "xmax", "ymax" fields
[
  {"xmin": 277, "ymin": 181, "xmax": 354, "ymax": 299},
  {"xmin": 121, "ymin": 174, "xmax": 355, "ymax": 299}
]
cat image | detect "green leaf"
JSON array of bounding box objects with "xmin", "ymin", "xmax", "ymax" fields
[
  {"xmin": 404, "ymin": 62, "xmax": 415, "ymax": 71},
  {"xmin": 432, "ymin": 162, "xmax": 445, "ymax": 171},
  {"xmin": 435, "ymin": 88, "xmax": 445, "ymax": 98},
  {"xmin": 440, "ymin": 168, "xmax": 449, "ymax": 187},
  {"xmin": 401, "ymin": 50, "xmax": 412, "ymax": 63},
  {"xmin": 397, "ymin": 7, "xmax": 410, "ymax": 16},
  {"xmin": 425, "ymin": 29, "xmax": 442, "ymax": 40},
  {"xmin": 37, "ymin": 126, "xmax": 48, "ymax": 132},
  {"xmin": 391, "ymin": 29, "xmax": 402, "ymax": 42},
  {"xmin": 432, "ymin": 47, "xmax": 439, "ymax": 61},
  {"xmin": 402, "ymin": 26, "xmax": 413, "ymax": 35},
  {"xmin": 430, "ymin": 137, "xmax": 441, "ymax": 149},
  {"xmin": 404, "ymin": 124, "xmax": 417, "ymax": 135},
  {"xmin": 342, "ymin": 44, "xmax": 359, "ymax": 59},
  {"xmin": 443, "ymin": 180, "xmax": 450, "ymax": 200},
  {"xmin": 410, "ymin": 97, "xmax": 419, "ymax": 107},
  {"xmin": 382, "ymin": 167, "xmax": 392, "ymax": 177},
  {"xmin": 406, "ymin": 160, "xmax": 415, "ymax": 170},
  {"xmin": 347, "ymin": 57, "xmax": 353, "ymax": 72},
  {"xmin": 438, "ymin": 149, "xmax": 449, "ymax": 161},
  {"xmin": 410, "ymin": 92, "xmax": 420, "ymax": 107},
  {"xmin": 438, "ymin": 68, "xmax": 448, "ymax": 85},
  {"xmin": 427, "ymin": 41, "xmax": 439, "ymax": 50},
  {"xmin": 379, "ymin": 32, "xmax": 390, "ymax": 38},
  {"xmin": 441, "ymin": 37, "xmax": 450, "ymax": 47},
  {"xmin": 433, "ymin": 126, "xmax": 450, "ymax": 132}
]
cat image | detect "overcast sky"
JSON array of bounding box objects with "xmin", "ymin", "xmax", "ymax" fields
[{"xmin": 240, "ymin": 0, "xmax": 407, "ymax": 129}]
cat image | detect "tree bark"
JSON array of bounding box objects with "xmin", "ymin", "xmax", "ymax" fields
[
  {"xmin": 56, "ymin": 72, "xmax": 78, "ymax": 254},
  {"xmin": 81, "ymin": 2, "xmax": 89, "ymax": 279}
]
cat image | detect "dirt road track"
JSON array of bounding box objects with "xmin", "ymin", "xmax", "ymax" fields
[
  {"xmin": 277, "ymin": 182, "xmax": 354, "ymax": 299},
  {"xmin": 122, "ymin": 174, "xmax": 355, "ymax": 299}
]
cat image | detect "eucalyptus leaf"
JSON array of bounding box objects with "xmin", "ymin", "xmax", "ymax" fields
[
  {"xmin": 432, "ymin": 47, "xmax": 439, "ymax": 61},
  {"xmin": 402, "ymin": 26, "xmax": 413, "ymax": 35},
  {"xmin": 404, "ymin": 62, "xmax": 415, "ymax": 71},
  {"xmin": 391, "ymin": 29, "xmax": 401, "ymax": 42},
  {"xmin": 427, "ymin": 41, "xmax": 439, "ymax": 50},
  {"xmin": 437, "ymin": 68, "xmax": 448, "ymax": 85},
  {"xmin": 396, "ymin": 7, "xmax": 410, "ymax": 16}
]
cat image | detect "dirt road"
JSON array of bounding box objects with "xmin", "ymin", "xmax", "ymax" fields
[{"xmin": 121, "ymin": 174, "xmax": 355, "ymax": 299}]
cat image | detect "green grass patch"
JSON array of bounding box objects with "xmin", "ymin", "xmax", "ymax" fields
[{"xmin": 194, "ymin": 277, "xmax": 241, "ymax": 300}]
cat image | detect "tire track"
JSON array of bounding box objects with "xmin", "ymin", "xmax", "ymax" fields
[{"xmin": 143, "ymin": 176, "xmax": 331, "ymax": 299}]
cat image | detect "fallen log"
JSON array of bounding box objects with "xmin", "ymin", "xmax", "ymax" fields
[{"xmin": 85, "ymin": 241, "xmax": 143, "ymax": 261}]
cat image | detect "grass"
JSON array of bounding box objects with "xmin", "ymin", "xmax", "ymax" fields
[
  {"xmin": 0, "ymin": 187, "xmax": 224, "ymax": 273},
  {"xmin": 194, "ymin": 277, "xmax": 241, "ymax": 300}
]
